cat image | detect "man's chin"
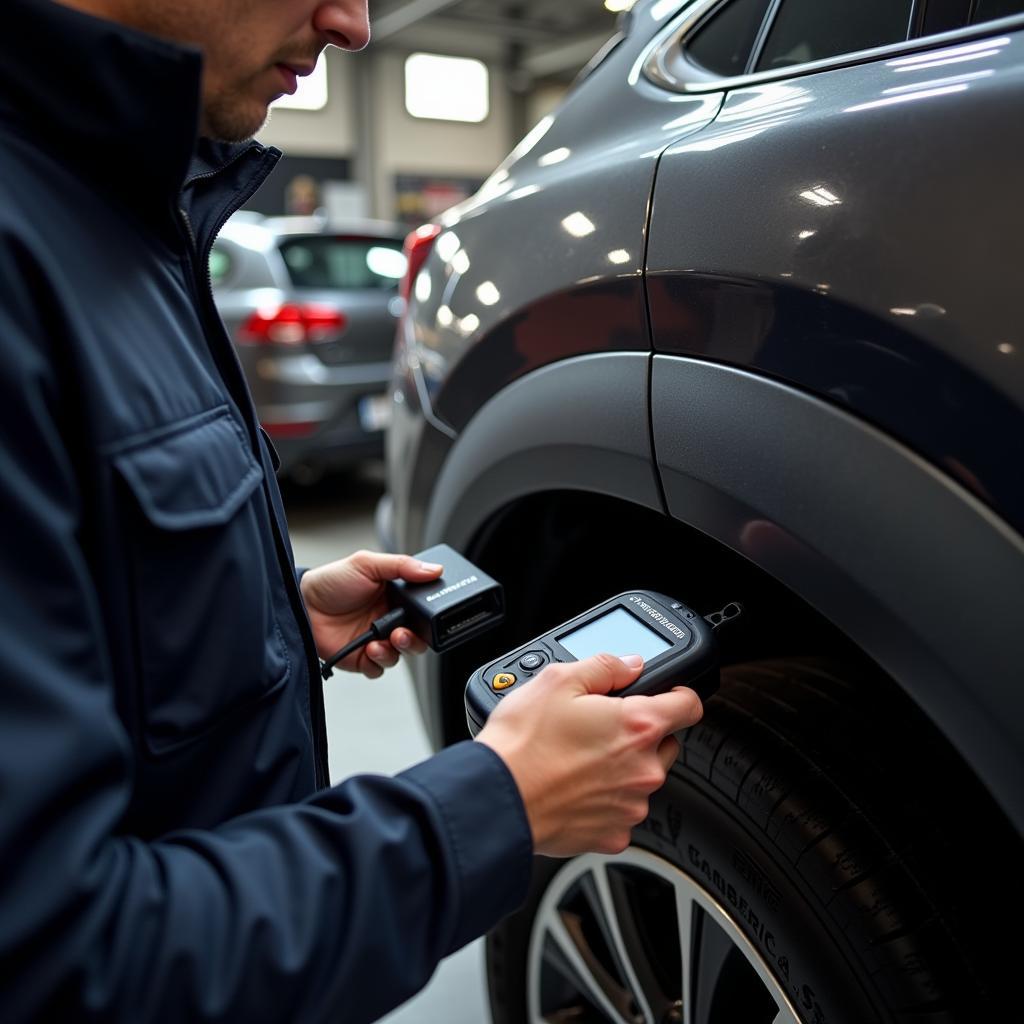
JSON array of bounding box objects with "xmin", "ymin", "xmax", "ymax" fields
[{"xmin": 200, "ymin": 100, "xmax": 270, "ymax": 144}]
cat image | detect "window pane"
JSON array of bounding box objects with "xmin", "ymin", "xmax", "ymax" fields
[
  {"xmin": 921, "ymin": 0, "xmax": 970, "ymax": 36},
  {"xmin": 405, "ymin": 54, "xmax": 489, "ymax": 123},
  {"xmin": 687, "ymin": 0, "xmax": 773, "ymax": 76},
  {"xmin": 757, "ymin": 0, "xmax": 914, "ymax": 71},
  {"xmin": 972, "ymin": 0, "xmax": 1024, "ymax": 23},
  {"xmin": 278, "ymin": 237, "xmax": 406, "ymax": 291}
]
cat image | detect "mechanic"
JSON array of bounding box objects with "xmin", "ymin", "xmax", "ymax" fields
[{"xmin": 0, "ymin": 1, "xmax": 704, "ymax": 1021}]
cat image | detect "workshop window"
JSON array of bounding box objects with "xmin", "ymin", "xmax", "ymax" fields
[{"xmin": 404, "ymin": 54, "xmax": 489, "ymax": 123}]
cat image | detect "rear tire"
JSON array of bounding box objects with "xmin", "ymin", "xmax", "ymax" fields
[{"xmin": 487, "ymin": 658, "xmax": 1012, "ymax": 1023}]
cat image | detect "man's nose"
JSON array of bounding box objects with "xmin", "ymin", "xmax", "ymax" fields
[{"xmin": 313, "ymin": 0, "xmax": 371, "ymax": 51}]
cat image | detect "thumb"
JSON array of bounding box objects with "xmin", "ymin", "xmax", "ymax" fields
[
  {"xmin": 558, "ymin": 653, "xmax": 644, "ymax": 697},
  {"xmin": 349, "ymin": 550, "xmax": 445, "ymax": 584}
]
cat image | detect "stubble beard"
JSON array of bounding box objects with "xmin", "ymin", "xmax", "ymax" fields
[{"xmin": 201, "ymin": 85, "xmax": 270, "ymax": 143}]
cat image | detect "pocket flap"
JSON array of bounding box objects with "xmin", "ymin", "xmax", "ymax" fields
[{"xmin": 114, "ymin": 408, "xmax": 263, "ymax": 530}]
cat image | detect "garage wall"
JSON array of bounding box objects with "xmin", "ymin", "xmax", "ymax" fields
[
  {"xmin": 255, "ymin": 48, "xmax": 515, "ymax": 219},
  {"xmin": 373, "ymin": 51, "xmax": 514, "ymax": 218}
]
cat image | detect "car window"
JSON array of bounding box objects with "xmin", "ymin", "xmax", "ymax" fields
[
  {"xmin": 209, "ymin": 245, "xmax": 233, "ymax": 288},
  {"xmin": 972, "ymin": 0, "xmax": 1024, "ymax": 23},
  {"xmin": 755, "ymin": 0, "xmax": 914, "ymax": 71},
  {"xmin": 277, "ymin": 236, "xmax": 407, "ymax": 291},
  {"xmin": 686, "ymin": 0, "xmax": 774, "ymax": 77},
  {"xmin": 919, "ymin": 0, "xmax": 970, "ymax": 36}
]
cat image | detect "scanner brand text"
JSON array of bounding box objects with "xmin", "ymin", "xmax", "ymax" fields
[
  {"xmin": 425, "ymin": 575, "xmax": 479, "ymax": 602},
  {"xmin": 628, "ymin": 595, "xmax": 686, "ymax": 638}
]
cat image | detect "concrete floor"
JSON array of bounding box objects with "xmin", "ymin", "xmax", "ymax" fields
[{"xmin": 283, "ymin": 465, "xmax": 490, "ymax": 1024}]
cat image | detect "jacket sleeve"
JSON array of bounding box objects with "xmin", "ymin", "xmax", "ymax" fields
[{"xmin": 0, "ymin": 244, "xmax": 533, "ymax": 1023}]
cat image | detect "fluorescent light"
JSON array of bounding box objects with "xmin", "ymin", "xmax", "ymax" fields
[
  {"xmin": 435, "ymin": 232, "xmax": 461, "ymax": 262},
  {"xmin": 844, "ymin": 83, "xmax": 968, "ymax": 113},
  {"xmin": 798, "ymin": 186, "xmax": 842, "ymax": 207},
  {"xmin": 476, "ymin": 281, "xmax": 501, "ymax": 306},
  {"xmin": 607, "ymin": 250, "xmax": 631, "ymax": 264},
  {"xmin": 562, "ymin": 212, "xmax": 596, "ymax": 238},
  {"xmin": 367, "ymin": 246, "xmax": 408, "ymax": 280},
  {"xmin": 538, "ymin": 147, "xmax": 571, "ymax": 167}
]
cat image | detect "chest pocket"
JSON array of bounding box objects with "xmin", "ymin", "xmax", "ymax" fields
[{"xmin": 113, "ymin": 406, "xmax": 290, "ymax": 755}]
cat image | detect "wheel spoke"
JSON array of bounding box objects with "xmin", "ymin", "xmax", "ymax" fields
[
  {"xmin": 546, "ymin": 909, "xmax": 636, "ymax": 1024},
  {"xmin": 673, "ymin": 881, "xmax": 696, "ymax": 1021},
  {"xmin": 772, "ymin": 1007, "xmax": 801, "ymax": 1024},
  {"xmin": 689, "ymin": 906, "xmax": 735, "ymax": 1024},
  {"xmin": 589, "ymin": 863, "xmax": 657, "ymax": 1023}
]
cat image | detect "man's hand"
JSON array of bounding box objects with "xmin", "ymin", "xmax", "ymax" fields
[
  {"xmin": 476, "ymin": 654, "xmax": 702, "ymax": 857},
  {"xmin": 300, "ymin": 550, "xmax": 443, "ymax": 678}
]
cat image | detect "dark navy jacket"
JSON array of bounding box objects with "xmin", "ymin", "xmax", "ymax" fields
[{"xmin": 0, "ymin": 2, "xmax": 531, "ymax": 1019}]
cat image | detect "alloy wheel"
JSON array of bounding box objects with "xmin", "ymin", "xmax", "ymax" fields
[{"xmin": 526, "ymin": 847, "xmax": 801, "ymax": 1024}]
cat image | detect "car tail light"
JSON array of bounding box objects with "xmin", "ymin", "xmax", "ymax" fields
[
  {"xmin": 261, "ymin": 420, "xmax": 320, "ymax": 439},
  {"xmin": 399, "ymin": 223, "xmax": 442, "ymax": 303},
  {"xmin": 239, "ymin": 303, "xmax": 347, "ymax": 345}
]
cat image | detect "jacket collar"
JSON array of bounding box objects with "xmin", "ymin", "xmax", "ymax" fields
[{"xmin": 2, "ymin": 0, "xmax": 279, "ymax": 243}]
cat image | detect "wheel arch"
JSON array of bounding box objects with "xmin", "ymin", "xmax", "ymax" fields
[{"xmin": 418, "ymin": 353, "xmax": 1024, "ymax": 836}]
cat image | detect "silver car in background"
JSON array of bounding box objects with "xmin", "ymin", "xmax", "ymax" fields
[{"xmin": 212, "ymin": 214, "xmax": 407, "ymax": 482}]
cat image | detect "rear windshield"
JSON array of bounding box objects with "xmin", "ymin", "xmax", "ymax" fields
[{"xmin": 277, "ymin": 236, "xmax": 407, "ymax": 290}]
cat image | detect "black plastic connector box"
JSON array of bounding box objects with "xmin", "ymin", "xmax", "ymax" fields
[{"xmin": 387, "ymin": 544, "xmax": 504, "ymax": 652}]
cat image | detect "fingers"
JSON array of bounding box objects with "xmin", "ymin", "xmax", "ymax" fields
[
  {"xmin": 362, "ymin": 629, "xmax": 428, "ymax": 674},
  {"xmin": 349, "ymin": 549, "xmax": 443, "ymax": 584},
  {"xmin": 646, "ymin": 686, "xmax": 704, "ymax": 734},
  {"xmin": 657, "ymin": 733, "xmax": 680, "ymax": 772},
  {"xmin": 364, "ymin": 640, "xmax": 400, "ymax": 671},
  {"xmin": 388, "ymin": 627, "xmax": 428, "ymax": 656},
  {"xmin": 545, "ymin": 653, "xmax": 644, "ymax": 697}
]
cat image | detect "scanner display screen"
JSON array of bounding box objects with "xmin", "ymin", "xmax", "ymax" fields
[{"xmin": 558, "ymin": 607, "xmax": 672, "ymax": 662}]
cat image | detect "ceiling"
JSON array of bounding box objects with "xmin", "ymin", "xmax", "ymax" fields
[{"xmin": 371, "ymin": 0, "xmax": 625, "ymax": 83}]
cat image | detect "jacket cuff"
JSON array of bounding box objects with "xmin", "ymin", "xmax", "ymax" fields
[{"xmin": 399, "ymin": 740, "xmax": 533, "ymax": 953}]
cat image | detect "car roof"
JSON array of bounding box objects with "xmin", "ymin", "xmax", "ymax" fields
[{"xmin": 217, "ymin": 212, "xmax": 406, "ymax": 250}]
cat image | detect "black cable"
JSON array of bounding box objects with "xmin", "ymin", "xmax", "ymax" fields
[{"xmin": 320, "ymin": 608, "xmax": 407, "ymax": 680}]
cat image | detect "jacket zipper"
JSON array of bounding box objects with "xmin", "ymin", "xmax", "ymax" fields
[{"xmin": 177, "ymin": 198, "xmax": 330, "ymax": 791}]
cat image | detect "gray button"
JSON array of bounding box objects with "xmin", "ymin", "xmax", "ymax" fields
[{"xmin": 518, "ymin": 652, "xmax": 545, "ymax": 672}]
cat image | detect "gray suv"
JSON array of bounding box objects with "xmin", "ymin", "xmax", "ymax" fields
[
  {"xmin": 382, "ymin": 0, "xmax": 1024, "ymax": 1021},
  {"xmin": 212, "ymin": 214, "xmax": 406, "ymax": 482}
]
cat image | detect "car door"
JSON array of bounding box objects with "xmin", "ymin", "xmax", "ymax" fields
[{"xmin": 644, "ymin": 0, "xmax": 1024, "ymax": 527}]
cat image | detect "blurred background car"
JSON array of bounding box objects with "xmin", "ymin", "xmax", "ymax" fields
[{"xmin": 211, "ymin": 213, "xmax": 407, "ymax": 484}]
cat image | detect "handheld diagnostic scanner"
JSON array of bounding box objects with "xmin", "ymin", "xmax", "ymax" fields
[{"xmin": 464, "ymin": 590, "xmax": 741, "ymax": 736}]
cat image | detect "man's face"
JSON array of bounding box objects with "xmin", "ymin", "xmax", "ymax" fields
[{"xmin": 92, "ymin": 0, "xmax": 370, "ymax": 141}]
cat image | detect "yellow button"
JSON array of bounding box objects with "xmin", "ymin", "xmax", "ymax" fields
[{"xmin": 492, "ymin": 672, "xmax": 517, "ymax": 691}]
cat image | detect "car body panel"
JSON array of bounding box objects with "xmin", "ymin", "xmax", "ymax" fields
[
  {"xmin": 395, "ymin": 1, "xmax": 723, "ymax": 434},
  {"xmin": 647, "ymin": 29, "xmax": 1024, "ymax": 530}
]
